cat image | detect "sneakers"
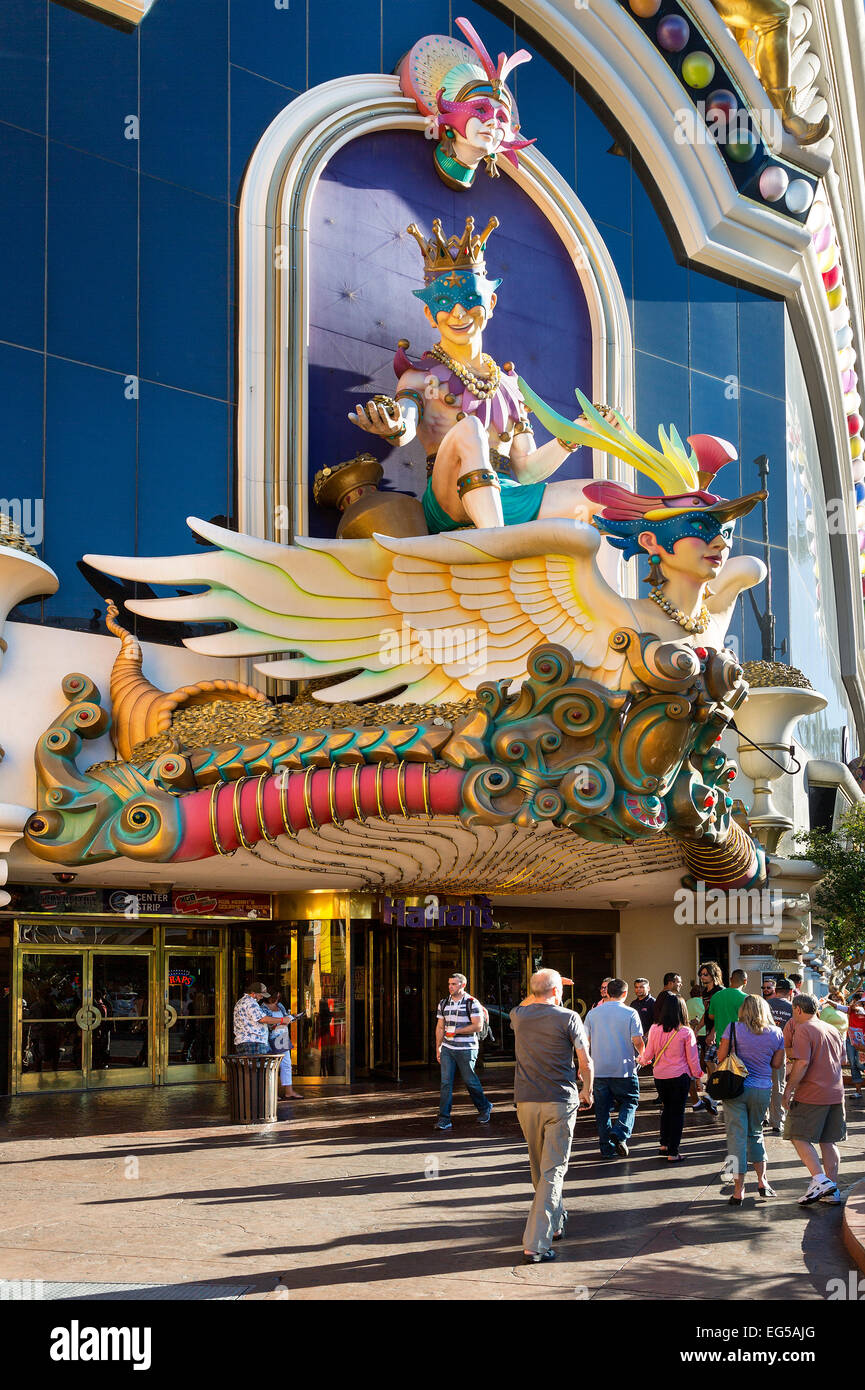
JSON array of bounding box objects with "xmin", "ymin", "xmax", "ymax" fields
[
  {"xmin": 704, "ymin": 1098, "xmax": 719, "ymax": 1116},
  {"xmin": 692, "ymin": 1099, "xmax": 705, "ymax": 1112},
  {"xmin": 798, "ymin": 1175, "xmax": 839, "ymax": 1205},
  {"xmin": 523, "ymin": 1248, "xmax": 556, "ymax": 1264},
  {"xmin": 478, "ymin": 1103, "xmax": 493, "ymax": 1125},
  {"xmin": 433, "ymin": 1117, "xmax": 452, "ymax": 1131},
  {"xmin": 615, "ymin": 1140, "xmax": 630, "ymax": 1158},
  {"xmin": 818, "ymin": 1184, "xmax": 843, "ymax": 1205}
]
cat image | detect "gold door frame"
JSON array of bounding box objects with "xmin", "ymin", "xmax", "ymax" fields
[
  {"xmin": 12, "ymin": 921, "xmax": 230, "ymax": 1094},
  {"xmin": 13, "ymin": 935, "xmax": 156, "ymax": 1094},
  {"xmin": 287, "ymin": 918, "xmax": 351, "ymax": 1086},
  {"xmin": 160, "ymin": 940, "xmax": 226, "ymax": 1085}
]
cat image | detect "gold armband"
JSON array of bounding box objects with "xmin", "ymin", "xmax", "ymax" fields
[{"xmin": 457, "ymin": 468, "xmax": 501, "ymax": 498}]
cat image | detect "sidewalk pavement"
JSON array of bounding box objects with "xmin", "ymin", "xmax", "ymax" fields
[{"xmin": 1, "ymin": 1080, "xmax": 862, "ymax": 1301}]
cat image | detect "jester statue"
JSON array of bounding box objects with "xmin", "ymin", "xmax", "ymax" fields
[
  {"xmin": 349, "ymin": 214, "xmax": 605, "ymax": 536},
  {"xmin": 399, "ymin": 15, "xmax": 535, "ymax": 190}
]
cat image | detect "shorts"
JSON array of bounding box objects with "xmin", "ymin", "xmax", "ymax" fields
[
  {"xmin": 421, "ymin": 475, "xmax": 546, "ymax": 533},
  {"xmin": 782, "ymin": 1100, "xmax": 847, "ymax": 1144}
]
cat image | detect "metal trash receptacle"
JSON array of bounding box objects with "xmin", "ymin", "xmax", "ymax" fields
[{"xmin": 223, "ymin": 1054, "xmax": 283, "ymax": 1124}]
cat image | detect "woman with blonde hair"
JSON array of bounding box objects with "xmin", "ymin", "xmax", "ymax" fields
[{"xmin": 717, "ymin": 993, "xmax": 785, "ymax": 1205}]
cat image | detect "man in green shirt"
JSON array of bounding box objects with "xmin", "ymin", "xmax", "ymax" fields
[{"xmin": 707, "ymin": 969, "xmax": 749, "ymax": 1048}]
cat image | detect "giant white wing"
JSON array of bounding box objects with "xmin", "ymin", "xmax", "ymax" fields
[{"xmin": 84, "ymin": 516, "xmax": 636, "ymax": 702}]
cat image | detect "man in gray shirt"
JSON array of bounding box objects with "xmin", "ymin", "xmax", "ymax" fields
[{"xmin": 510, "ymin": 969, "xmax": 594, "ymax": 1264}]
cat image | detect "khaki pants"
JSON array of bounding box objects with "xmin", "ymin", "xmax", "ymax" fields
[{"xmin": 516, "ymin": 1100, "xmax": 578, "ymax": 1253}]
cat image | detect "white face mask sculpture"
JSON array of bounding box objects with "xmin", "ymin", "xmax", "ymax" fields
[{"xmin": 399, "ymin": 16, "xmax": 535, "ymax": 191}]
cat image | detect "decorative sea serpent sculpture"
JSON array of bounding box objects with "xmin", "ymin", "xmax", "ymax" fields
[{"xmin": 24, "ymin": 637, "xmax": 765, "ymax": 891}]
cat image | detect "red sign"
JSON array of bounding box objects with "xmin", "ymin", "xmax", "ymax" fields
[{"xmin": 170, "ymin": 891, "xmax": 272, "ymax": 919}]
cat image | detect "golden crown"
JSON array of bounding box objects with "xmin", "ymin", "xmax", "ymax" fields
[{"xmin": 407, "ymin": 216, "xmax": 499, "ymax": 280}]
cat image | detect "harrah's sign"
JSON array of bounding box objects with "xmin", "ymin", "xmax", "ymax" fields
[{"xmin": 381, "ymin": 895, "xmax": 493, "ymax": 929}]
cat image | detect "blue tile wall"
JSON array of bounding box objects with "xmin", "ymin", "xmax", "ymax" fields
[
  {"xmin": 308, "ymin": 0, "xmax": 382, "ymax": 88},
  {"xmin": 0, "ymin": 1, "xmax": 47, "ymax": 136},
  {"xmin": 140, "ymin": 0, "xmax": 229, "ymax": 201},
  {"xmin": 0, "ymin": 122, "xmax": 45, "ymax": 352},
  {"xmin": 229, "ymin": 0, "xmax": 307, "ymax": 93},
  {"xmin": 1, "ymin": 0, "xmax": 791, "ymax": 649},
  {"xmin": 139, "ymin": 175, "xmax": 229, "ymax": 398},
  {"xmin": 46, "ymin": 144, "xmax": 138, "ymax": 371},
  {"xmin": 0, "ymin": 343, "xmax": 44, "ymax": 557},
  {"xmin": 43, "ymin": 357, "xmax": 137, "ymax": 628},
  {"xmin": 137, "ymin": 381, "xmax": 231, "ymax": 559},
  {"xmin": 49, "ymin": 3, "xmax": 139, "ymax": 168}
]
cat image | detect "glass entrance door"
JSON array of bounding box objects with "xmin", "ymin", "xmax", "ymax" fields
[
  {"xmin": 18, "ymin": 949, "xmax": 153, "ymax": 1091},
  {"xmin": 19, "ymin": 951, "xmax": 85, "ymax": 1090},
  {"xmin": 89, "ymin": 952, "xmax": 153, "ymax": 1087},
  {"xmin": 480, "ymin": 939, "xmax": 528, "ymax": 1062},
  {"xmin": 371, "ymin": 927, "xmax": 396, "ymax": 1076},
  {"xmin": 161, "ymin": 950, "xmax": 223, "ymax": 1083}
]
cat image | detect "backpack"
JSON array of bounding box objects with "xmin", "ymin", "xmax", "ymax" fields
[{"xmin": 439, "ymin": 993, "xmax": 495, "ymax": 1045}]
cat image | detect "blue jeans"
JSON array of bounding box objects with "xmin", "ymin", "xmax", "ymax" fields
[
  {"xmin": 439, "ymin": 1046, "xmax": 488, "ymax": 1118},
  {"xmin": 272, "ymin": 1049, "xmax": 292, "ymax": 1085},
  {"xmin": 235, "ymin": 1041, "xmax": 269, "ymax": 1056},
  {"xmin": 724, "ymin": 1085, "xmax": 772, "ymax": 1177},
  {"xmin": 847, "ymin": 1039, "xmax": 863, "ymax": 1085},
  {"xmin": 594, "ymin": 1076, "xmax": 640, "ymax": 1155}
]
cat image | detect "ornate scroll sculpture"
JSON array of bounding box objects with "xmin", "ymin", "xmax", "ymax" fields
[{"xmin": 24, "ymin": 633, "xmax": 764, "ymax": 891}]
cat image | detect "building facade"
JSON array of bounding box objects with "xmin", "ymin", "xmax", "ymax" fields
[{"xmin": 1, "ymin": 0, "xmax": 864, "ymax": 1099}]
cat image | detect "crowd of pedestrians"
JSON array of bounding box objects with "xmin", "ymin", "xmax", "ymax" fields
[{"xmin": 416, "ymin": 962, "xmax": 863, "ymax": 1263}]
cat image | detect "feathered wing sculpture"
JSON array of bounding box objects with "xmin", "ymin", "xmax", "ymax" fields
[{"xmin": 84, "ymin": 518, "xmax": 636, "ymax": 704}]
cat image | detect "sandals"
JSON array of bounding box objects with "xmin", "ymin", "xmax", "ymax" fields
[
  {"xmin": 728, "ymin": 1194, "xmax": 744, "ymax": 1206},
  {"xmin": 757, "ymin": 1183, "xmax": 777, "ymax": 1198}
]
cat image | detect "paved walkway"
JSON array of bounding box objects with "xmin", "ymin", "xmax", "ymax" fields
[{"xmin": 1, "ymin": 1080, "xmax": 863, "ymax": 1301}]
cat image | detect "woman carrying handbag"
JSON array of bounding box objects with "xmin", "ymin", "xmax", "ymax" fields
[
  {"xmin": 641, "ymin": 993, "xmax": 703, "ymax": 1161},
  {"xmin": 716, "ymin": 994, "xmax": 785, "ymax": 1205}
]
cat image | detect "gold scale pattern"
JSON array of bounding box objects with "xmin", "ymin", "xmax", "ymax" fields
[{"xmin": 90, "ymin": 696, "xmax": 480, "ymax": 770}]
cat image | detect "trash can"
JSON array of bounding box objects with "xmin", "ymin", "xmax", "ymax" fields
[{"xmin": 223, "ymin": 1053, "xmax": 283, "ymax": 1124}]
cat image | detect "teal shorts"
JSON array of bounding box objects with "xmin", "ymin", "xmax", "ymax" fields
[{"xmin": 422, "ymin": 474, "xmax": 546, "ymax": 534}]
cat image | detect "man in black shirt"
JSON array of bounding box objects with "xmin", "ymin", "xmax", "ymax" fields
[
  {"xmin": 629, "ymin": 978, "xmax": 655, "ymax": 1037},
  {"xmin": 767, "ymin": 978, "xmax": 794, "ymax": 1132}
]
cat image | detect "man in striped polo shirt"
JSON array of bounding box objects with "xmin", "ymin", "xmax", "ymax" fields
[{"xmin": 434, "ymin": 973, "xmax": 492, "ymax": 1131}]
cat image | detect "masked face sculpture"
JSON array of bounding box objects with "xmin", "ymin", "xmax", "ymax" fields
[{"xmin": 399, "ymin": 16, "xmax": 536, "ymax": 190}]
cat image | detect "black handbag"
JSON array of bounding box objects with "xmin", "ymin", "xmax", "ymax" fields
[{"xmin": 707, "ymin": 1022, "xmax": 748, "ymax": 1100}]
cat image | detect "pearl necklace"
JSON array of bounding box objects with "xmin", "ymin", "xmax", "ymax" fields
[
  {"xmin": 430, "ymin": 344, "xmax": 502, "ymax": 400},
  {"xmin": 649, "ymin": 587, "xmax": 710, "ymax": 635}
]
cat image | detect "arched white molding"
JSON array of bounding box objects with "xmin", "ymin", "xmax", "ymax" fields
[{"xmin": 236, "ymin": 75, "xmax": 633, "ymax": 543}]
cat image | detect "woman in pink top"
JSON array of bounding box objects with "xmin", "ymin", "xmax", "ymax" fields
[{"xmin": 641, "ymin": 993, "xmax": 703, "ymax": 1161}]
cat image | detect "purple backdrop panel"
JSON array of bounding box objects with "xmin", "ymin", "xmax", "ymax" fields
[{"xmin": 307, "ymin": 129, "xmax": 592, "ymax": 537}]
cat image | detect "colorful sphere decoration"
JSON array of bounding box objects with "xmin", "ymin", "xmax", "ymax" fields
[
  {"xmin": 656, "ymin": 15, "xmax": 690, "ymax": 51},
  {"xmin": 629, "ymin": 0, "xmax": 662, "ymax": 15},
  {"xmin": 809, "ymin": 191, "xmax": 865, "ymax": 595},
  {"xmin": 759, "ymin": 166, "xmax": 789, "ymax": 202},
  {"xmin": 786, "ymin": 178, "xmax": 815, "ymax": 214},
  {"xmin": 726, "ymin": 134, "xmax": 758, "ymax": 163},
  {"xmin": 706, "ymin": 88, "xmax": 737, "ymax": 120},
  {"xmin": 681, "ymin": 52, "xmax": 715, "ymax": 89}
]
